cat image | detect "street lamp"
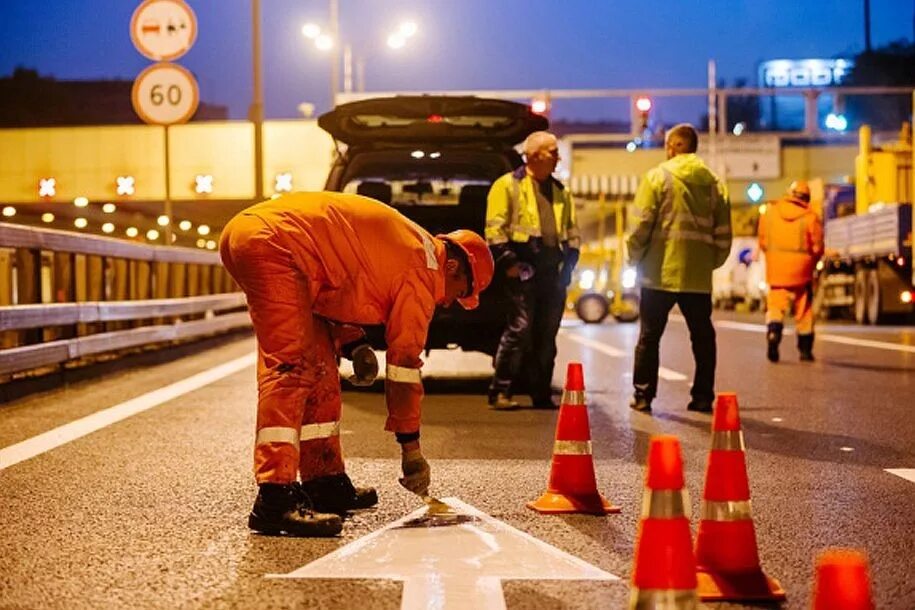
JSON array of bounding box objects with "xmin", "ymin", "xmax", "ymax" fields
[{"xmin": 302, "ymin": 18, "xmax": 419, "ymax": 96}]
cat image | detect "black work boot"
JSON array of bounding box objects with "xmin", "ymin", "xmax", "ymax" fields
[
  {"xmin": 766, "ymin": 322, "xmax": 783, "ymax": 363},
  {"xmin": 299, "ymin": 473, "xmax": 378, "ymax": 515},
  {"xmin": 629, "ymin": 393, "xmax": 652, "ymax": 412},
  {"xmin": 248, "ymin": 483, "xmax": 343, "ymax": 537},
  {"xmin": 798, "ymin": 333, "xmax": 815, "ymax": 361}
]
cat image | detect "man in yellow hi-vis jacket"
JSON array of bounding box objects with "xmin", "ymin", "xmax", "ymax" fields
[
  {"xmin": 627, "ymin": 123, "xmax": 732, "ymax": 414},
  {"xmin": 485, "ymin": 131, "xmax": 580, "ymax": 410}
]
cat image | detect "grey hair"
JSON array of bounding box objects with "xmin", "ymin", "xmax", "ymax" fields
[{"xmin": 523, "ymin": 131, "xmax": 558, "ymax": 158}]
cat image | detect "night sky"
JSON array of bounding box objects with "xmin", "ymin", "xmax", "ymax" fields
[{"xmin": 1, "ymin": 0, "xmax": 912, "ymax": 122}]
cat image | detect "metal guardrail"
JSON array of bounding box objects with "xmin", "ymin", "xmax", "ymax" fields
[{"xmin": 0, "ymin": 222, "xmax": 250, "ymax": 381}]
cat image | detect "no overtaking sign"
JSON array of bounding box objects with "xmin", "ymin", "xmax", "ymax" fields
[{"xmin": 130, "ymin": 0, "xmax": 197, "ymax": 61}]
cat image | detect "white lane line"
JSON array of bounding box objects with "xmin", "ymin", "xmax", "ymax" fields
[
  {"xmin": 676, "ymin": 315, "xmax": 915, "ymax": 354},
  {"xmin": 561, "ymin": 332, "xmax": 688, "ymax": 381},
  {"xmin": 0, "ymin": 351, "xmax": 256, "ymax": 471},
  {"xmin": 886, "ymin": 469, "xmax": 915, "ymax": 484}
]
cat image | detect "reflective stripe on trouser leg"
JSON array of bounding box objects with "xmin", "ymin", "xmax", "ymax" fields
[
  {"xmin": 299, "ymin": 318, "xmax": 345, "ymax": 480},
  {"xmin": 221, "ymin": 218, "xmax": 326, "ymax": 485}
]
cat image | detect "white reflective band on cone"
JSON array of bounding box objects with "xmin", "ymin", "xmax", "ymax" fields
[
  {"xmin": 700, "ymin": 499, "xmax": 753, "ymax": 521},
  {"xmin": 300, "ymin": 421, "xmax": 340, "ymax": 442},
  {"xmin": 553, "ymin": 440, "xmax": 592, "ymax": 455},
  {"xmin": 630, "ymin": 588, "xmax": 699, "ymax": 610},
  {"xmin": 255, "ymin": 426, "xmax": 299, "ymax": 446},
  {"xmin": 641, "ymin": 489, "xmax": 691, "ymax": 520},
  {"xmin": 561, "ymin": 390, "xmax": 585, "ymax": 405},
  {"xmin": 710, "ymin": 430, "xmax": 746, "ymax": 451},
  {"xmin": 386, "ymin": 364, "xmax": 422, "ymax": 383}
]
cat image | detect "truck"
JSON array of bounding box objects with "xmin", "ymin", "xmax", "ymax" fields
[{"xmin": 815, "ymin": 124, "xmax": 914, "ymax": 324}]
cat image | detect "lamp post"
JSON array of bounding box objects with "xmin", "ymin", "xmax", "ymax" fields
[{"xmin": 302, "ymin": 17, "xmax": 418, "ymax": 99}]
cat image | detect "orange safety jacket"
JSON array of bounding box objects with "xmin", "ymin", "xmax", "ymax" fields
[
  {"xmin": 758, "ymin": 195, "xmax": 824, "ymax": 288},
  {"xmin": 242, "ymin": 192, "xmax": 445, "ymax": 434}
]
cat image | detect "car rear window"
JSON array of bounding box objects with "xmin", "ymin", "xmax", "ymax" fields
[
  {"xmin": 344, "ymin": 178, "xmax": 490, "ymax": 207},
  {"xmin": 347, "ymin": 114, "xmax": 517, "ymax": 130}
]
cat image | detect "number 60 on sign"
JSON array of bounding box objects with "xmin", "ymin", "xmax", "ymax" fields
[{"xmin": 131, "ymin": 62, "xmax": 199, "ymax": 125}]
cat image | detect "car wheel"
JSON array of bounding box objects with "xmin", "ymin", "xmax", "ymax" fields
[
  {"xmin": 576, "ymin": 293, "xmax": 609, "ymax": 324},
  {"xmin": 612, "ymin": 294, "xmax": 640, "ymax": 323}
]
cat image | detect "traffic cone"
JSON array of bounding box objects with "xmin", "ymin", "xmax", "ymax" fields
[
  {"xmin": 630, "ymin": 435, "xmax": 699, "ymax": 610},
  {"xmin": 527, "ymin": 362, "xmax": 619, "ymax": 515},
  {"xmin": 695, "ymin": 392, "xmax": 786, "ymax": 602},
  {"xmin": 812, "ymin": 548, "xmax": 874, "ymax": 610}
]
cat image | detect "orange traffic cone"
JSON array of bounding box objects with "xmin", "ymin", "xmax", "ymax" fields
[
  {"xmin": 695, "ymin": 392, "xmax": 785, "ymax": 602},
  {"xmin": 630, "ymin": 435, "xmax": 698, "ymax": 610},
  {"xmin": 812, "ymin": 548, "xmax": 874, "ymax": 610},
  {"xmin": 527, "ymin": 362, "xmax": 619, "ymax": 515}
]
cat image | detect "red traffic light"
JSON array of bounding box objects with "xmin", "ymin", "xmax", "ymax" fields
[{"xmin": 635, "ymin": 97, "xmax": 652, "ymax": 113}]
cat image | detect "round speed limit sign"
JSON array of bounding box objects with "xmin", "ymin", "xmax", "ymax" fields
[{"xmin": 131, "ymin": 62, "xmax": 199, "ymax": 125}]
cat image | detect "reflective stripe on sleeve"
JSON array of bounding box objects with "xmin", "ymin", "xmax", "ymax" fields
[
  {"xmin": 713, "ymin": 225, "xmax": 731, "ymax": 235},
  {"xmin": 665, "ymin": 229, "xmax": 715, "ymax": 245},
  {"xmin": 300, "ymin": 421, "xmax": 340, "ymax": 442},
  {"xmin": 255, "ymin": 426, "xmax": 299, "ymax": 446},
  {"xmin": 386, "ymin": 364, "xmax": 422, "ymax": 383}
]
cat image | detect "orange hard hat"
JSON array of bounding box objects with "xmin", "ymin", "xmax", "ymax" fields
[
  {"xmin": 789, "ymin": 180, "xmax": 811, "ymax": 202},
  {"xmin": 437, "ymin": 229, "xmax": 494, "ymax": 310}
]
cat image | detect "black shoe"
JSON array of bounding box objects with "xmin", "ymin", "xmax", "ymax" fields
[
  {"xmin": 687, "ymin": 399, "xmax": 713, "ymax": 413},
  {"xmin": 629, "ymin": 395, "xmax": 652, "ymax": 412},
  {"xmin": 766, "ymin": 322, "xmax": 783, "ymax": 363},
  {"xmin": 248, "ymin": 483, "xmax": 343, "ymax": 537},
  {"xmin": 798, "ymin": 333, "xmax": 815, "ymax": 361},
  {"xmin": 299, "ymin": 473, "xmax": 378, "ymax": 515}
]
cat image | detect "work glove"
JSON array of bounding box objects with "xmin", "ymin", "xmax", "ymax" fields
[
  {"xmin": 559, "ymin": 247, "xmax": 579, "ymax": 288},
  {"xmin": 347, "ymin": 343, "xmax": 378, "ymax": 386},
  {"xmin": 399, "ymin": 448, "xmax": 431, "ymax": 496}
]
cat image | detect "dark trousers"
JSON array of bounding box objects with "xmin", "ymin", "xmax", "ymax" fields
[
  {"xmin": 490, "ymin": 258, "xmax": 566, "ymax": 403},
  {"xmin": 633, "ymin": 287, "xmax": 716, "ymax": 403}
]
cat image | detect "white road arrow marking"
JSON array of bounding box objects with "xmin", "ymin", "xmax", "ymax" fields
[{"xmin": 269, "ymin": 497, "xmax": 619, "ymax": 610}]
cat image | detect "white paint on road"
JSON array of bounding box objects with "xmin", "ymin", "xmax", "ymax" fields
[
  {"xmin": 271, "ymin": 497, "xmax": 618, "ymax": 610},
  {"xmin": 886, "ymin": 469, "xmax": 915, "ymax": 484},
  {"xmin": 0, "ymin": 352, "xmax": 256, "ymax": 471},
  {"xmin": 684, "ymin": 315, "xmax": 915, "ymax": 354},
  {"xmin": 561, "ymin": 332, "xmax": 689, "ymax": 381}
]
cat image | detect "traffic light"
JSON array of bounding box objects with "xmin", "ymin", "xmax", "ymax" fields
[{"xmin": 635, "ymin": 96, "xmax": 652, "ymax": 132}]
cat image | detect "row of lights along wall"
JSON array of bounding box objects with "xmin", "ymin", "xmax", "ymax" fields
[{"xmin": 33, "ymin": 172, "xmax": 298, "ymax": 199}]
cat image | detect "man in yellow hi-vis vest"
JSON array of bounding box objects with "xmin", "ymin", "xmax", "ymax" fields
[
  {"xmin": 485, "ymin": 131, "xmax": 580, "ymax": 409},
  {"xmin": 627, "ymin": 123, "xmax": 732, "ymax": 414}
]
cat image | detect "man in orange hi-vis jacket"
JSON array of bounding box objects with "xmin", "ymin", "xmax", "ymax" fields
[
  {"xmin": 758, "ymin": 180, "xmax": 824, "ymax": 363},
  {"xmin": 220, "ymin": 192, "xmax": 494, "ymax": 537}
]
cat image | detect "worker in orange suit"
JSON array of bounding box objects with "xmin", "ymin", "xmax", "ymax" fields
[
  {"xmin": 219, "ymin": 192, "xmax": 494, "ymax": 537},
  {"xmin": 758, "ymin": 180, "xmax": 824, "ymax": 362}
]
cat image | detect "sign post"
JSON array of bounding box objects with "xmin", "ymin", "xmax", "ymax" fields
[{"xmin": 130, "ymin": 0, "xmax": 198, "ymax": 245}]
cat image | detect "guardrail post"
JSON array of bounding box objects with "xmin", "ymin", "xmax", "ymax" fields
[
  {"xmin": 0, "ymin": 249, "xmax": 14, "ymax": 348},
  {"xmin": 85, "ymin": 255, "xmax": 105, "ymax": 336},
  {"xmin": 110, "ymin": 258, "xmax": 129, "ymax": 331},
  {"xmin": 16, "ymin": 247, "xmax": 42, "ymax": 344},
  {"xmin": 53, "ymin": 252, "xmax": 76, "ymax": 340}
]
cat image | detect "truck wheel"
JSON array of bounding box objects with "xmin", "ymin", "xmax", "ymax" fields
[
  {"xmin": 866, "ymin": 269, "xmax": 883, "ymax": 325},
  {"xmin": 854, "ymin": 269, "xmax": 869, "ymax": 324},
  {"xmin": 576, "ymin": 293, "xmax": 609, "ymax": 324}
]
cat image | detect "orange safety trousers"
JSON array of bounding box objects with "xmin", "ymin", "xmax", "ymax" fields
[
  {"xmin": 220, "ymin": 213, "xmax": 345, "ymax": 484},
  {"xmin": 766, "ymin": 284, "xmax": 814, "ymax": 335}
]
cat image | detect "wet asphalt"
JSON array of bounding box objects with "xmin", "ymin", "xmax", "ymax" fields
[{"xmin": 1, "ymin": 311, "xmax": 913, "ymax": 609}]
